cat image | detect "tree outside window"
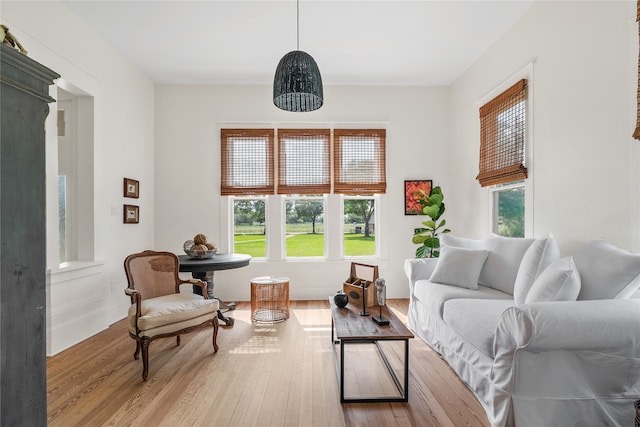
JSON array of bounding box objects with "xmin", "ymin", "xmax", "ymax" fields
[
  {"xmin": 233, "ymin": 198, "xmax": 266, "ymax": 257},
  {"xmin": 285, "ymin": 197, "xmax": 324, "ymax": 257},
  {"xmin": 343, "ymin": 198, "xmax": 375, "ymax": 257}
]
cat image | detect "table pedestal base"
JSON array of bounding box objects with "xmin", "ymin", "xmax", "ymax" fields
[{"xmin": 191, "ymin": 271, "xmax": 236, "ymax": 326}]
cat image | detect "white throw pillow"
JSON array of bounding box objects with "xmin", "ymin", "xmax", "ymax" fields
[
  {"xmin": 574, "ymin": 240, "xmax": 640, "ymax": 300},
  {"xmin": 525, "ymin": 257, "xmax": 581, "ymax": 303},
  {"xmin": 429, "ymin": 246, "xmax": 488, "ymax": 290},
  {"xmin": 478, "ymin": 236, "xmax": 535, "ymax": 295},
  {"xmin": 513, "ymin": 234, "xmax": 561, "ymax": 304}
]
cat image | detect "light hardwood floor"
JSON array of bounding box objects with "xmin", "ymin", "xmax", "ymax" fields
[{"xmin": 47, "ymin": 300, "xmax": 489, "ymax": 427}]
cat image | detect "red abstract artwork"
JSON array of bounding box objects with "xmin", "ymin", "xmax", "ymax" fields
[{"xmin": 404, "ymin": 180, "xmax": 432, "ymax": 215}]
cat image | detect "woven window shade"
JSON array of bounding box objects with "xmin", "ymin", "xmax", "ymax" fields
[
  {"xmin": 220, "ymin": 129, "xmax": 275, "ymax": 195},
  {"xmin": 477, "ymin": 79, "xmax": 528, "ymax": 187},
  {"xmin": 277, "ymin": 129, "xmax": 331, "ymax": 194},
  {"xmin": 333, "ymin": 129, "xmax": 386, "ymax": 194}
]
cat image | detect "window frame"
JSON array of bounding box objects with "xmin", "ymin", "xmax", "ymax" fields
[
  {"xmin": 480, "ymin": 65, "xmax": 534, "ymax": 237},
  {"xmin": 220, "ymin": 125, "xmax": 387, "ymax": 262},
  {"xmin": 488, "ymin": 181, "xmax": 527, "ymax": 237},
  {"xmin": 231, "ymin": 196, "xmax": 268, "ymax": 259},
  {"xmin": 283, "ymin": 194, "xmax": 327, "ymax": 260},
  {"xmin": 341, "ymin": 194, "xmax": 379, "ymax": 259}
]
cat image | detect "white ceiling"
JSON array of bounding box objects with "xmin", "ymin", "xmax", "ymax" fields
[{"xmin": 62, "ymin": 0, "xmax": 534, "ymax": 86}]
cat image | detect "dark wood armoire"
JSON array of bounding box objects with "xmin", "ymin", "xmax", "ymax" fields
[{"xmin": 0, "ymin": 42, "xmax": 59, "ymax": 426}]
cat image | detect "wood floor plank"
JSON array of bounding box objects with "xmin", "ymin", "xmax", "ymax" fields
[{"xmin": 46, "ymin": 299, "xmax": 489, "ymax": 427}]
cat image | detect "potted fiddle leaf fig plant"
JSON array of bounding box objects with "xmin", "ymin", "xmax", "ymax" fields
[{"xmin": 412, "ymin": 185, "xmax": 451, "ymax": 258}]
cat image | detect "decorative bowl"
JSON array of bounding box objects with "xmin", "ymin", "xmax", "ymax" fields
[{"xmin": 184, "ymin": 248, "xmax": 218, "ymax": 259}]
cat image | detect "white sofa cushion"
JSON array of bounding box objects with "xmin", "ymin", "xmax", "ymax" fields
[
  {"xmin": 481, "ymin": 236, "xmax": 535, "ymax": 295},
  {"xmin": 443, "ymin": 299, "xmax": 515, "ymax": 358},
  {"xmin": 413, "ymin": 280, "xmax": 512, "ymax": 319},
  {"xmin": 514, "ymin": 235, "xmax": 561, "ymax": 304},
  {"xmin": 525, "ymin": 257, "xmax": 581, "ymax": 303},
  {"xmin": 440, "ymin": 233, "xmax": 485, "ymax": 250},
  {"xmin": 441, "ymin": 234, "xmax": 534, "ymax": 295},
  {"xmin": 429, "ymin": 246, "xmax": 488, "ymax": 289},
  {"xmin": 574, "ymin": 240, "xmax": 640, "ymax": 300}
]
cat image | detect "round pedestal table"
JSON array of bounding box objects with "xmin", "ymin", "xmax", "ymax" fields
[{"xmin": 178, "ymin": 253, "xmax": 251, "ymax": 326}]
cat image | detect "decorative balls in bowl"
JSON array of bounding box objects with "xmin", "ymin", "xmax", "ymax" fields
[{"xmin": 184, "ymin": 235, "xmax": 218, "ymax": 259}]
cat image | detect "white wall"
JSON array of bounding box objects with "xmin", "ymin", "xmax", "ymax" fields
[
  {"xmin": 154, "ymin": 85, "xmax": 450, "ymax": 301},
  {"xmin": 448, "ymin": 0, "xmax": 640, "ymax": 256},
  {"xmin": 2, "ymin": 1, "xmax": 155, "ymax": 354}
]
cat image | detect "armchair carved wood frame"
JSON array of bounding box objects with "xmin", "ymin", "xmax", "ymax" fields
[{"xmin": 124, "ymin": 250, "xmax": 219, "ymax": 380}]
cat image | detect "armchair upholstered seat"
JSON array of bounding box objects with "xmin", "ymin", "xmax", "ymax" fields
[{"xmin": 124, "ymin": 250, "xmax": 219, "ymax": 380}]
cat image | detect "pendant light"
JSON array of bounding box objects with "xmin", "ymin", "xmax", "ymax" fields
[{"xmin": 273, "ymin": 0, "xmax": 323, "ymax": 112}]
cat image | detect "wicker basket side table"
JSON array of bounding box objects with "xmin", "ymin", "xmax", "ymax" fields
[{"xmin": 250, "ymin": 276, "xmax": 290, "ymax": 323}]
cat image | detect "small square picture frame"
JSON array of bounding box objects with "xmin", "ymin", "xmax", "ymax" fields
[
  {"xmin": 123, "ymin": 204, "xmax": 139, "ymax": 224},
  {"xmin": 123, "ymin": 178, "xmax": 139, "ymax": 198}
]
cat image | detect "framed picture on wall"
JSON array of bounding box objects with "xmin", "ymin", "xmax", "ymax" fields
[
  {"xmin": 123, "ymin": 178, "xmax": 139, "ymax": 198},
  {"xmin": 123, "ymin": 205, "xmax": 139, "ymax": 224},
  {"xmin": 404, "ymin": 180, "xmax": 432, "ymax": 215}
]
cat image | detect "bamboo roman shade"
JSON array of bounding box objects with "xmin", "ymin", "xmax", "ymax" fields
[
  {"xmin": 220, "ymin": 129, "xmax": 275, "ymax": 195},
  {"xmin": 277, "ymin": 129, "xmax": 331, "ymax": 194},
  {"xmin": 477, "ymin": 79, "xmax": 528, "ymax": 187},
  {"xmin": 333, "ymin": 129, "xmax": 386, "ymax": 194}
]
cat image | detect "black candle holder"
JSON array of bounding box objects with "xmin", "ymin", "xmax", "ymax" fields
[
  {"xmin": 359, "ymin": 281, "xmax": 370, "ymax": 316},
  {"xmin": 372, "ymin": 304, "xmax": 389, "ymax": 325}
]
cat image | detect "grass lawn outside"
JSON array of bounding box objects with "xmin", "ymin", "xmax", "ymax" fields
[
  {"xmin": 233, "ymin": 234, "xmax": 266, "ymax": 258},
  {"xmin": 233, "ymin": 231, "xmax": 375, "ymax": 258}
]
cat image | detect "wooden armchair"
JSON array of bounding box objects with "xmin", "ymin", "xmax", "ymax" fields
[{"xmin": 124, "ymin": 250, "xmax": 219, "ymax": 380}]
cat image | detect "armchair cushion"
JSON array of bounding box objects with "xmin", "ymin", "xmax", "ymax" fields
[{"xmin": 129, "ymin": 293, "xmax": 219, "ymax": 333}]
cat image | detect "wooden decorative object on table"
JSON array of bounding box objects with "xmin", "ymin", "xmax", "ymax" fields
[{"xmin": 342, "ymin": 262, "xmax": 379, "ymax": 308}]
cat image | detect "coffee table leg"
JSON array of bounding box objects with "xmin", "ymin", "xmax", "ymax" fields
[
  {"xmin": 340, "ymin": 340, "xmax": 345, "ymax": 403},
  {"xmin": 404, "ymin": 339, "xmax": 409, "ymax": 402}
]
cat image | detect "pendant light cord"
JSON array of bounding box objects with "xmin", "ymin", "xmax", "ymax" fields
[{"xmin": 296, "ymin": 0, "xmax": 300, "ymax": 50}]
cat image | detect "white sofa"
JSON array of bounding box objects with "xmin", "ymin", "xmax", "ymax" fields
[{"xmin": 405, "ymin": 235, "xmax": 640, "ymax": 427}]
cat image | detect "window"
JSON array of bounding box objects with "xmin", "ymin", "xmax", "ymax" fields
[
  {"xmin": 285, "ymin": 196, "xmax": 324, "ymax": 257},
  {"xmin": 343, "ymin": 197, "xmax": 376, "ymax": 257},
  {"xmin": 221, "ymin": 127, "xmax": 386, "ymax": 260},
  {"xmin": 334, "ymin": 129, "xmax": 386, "ymax": 194},
  {"xmin": 277, "ymin": 129, "xmax": 330, "ymax": 194},
  {"xmin": 57, "ymin": 90, "xmax": 95, "ymax": 264},
  {"xmin": 221, "ymin": 129, "xmax": 274, "ymax": 195},
  {"xmin": 491, "ymin": 183, "xmax": 525, "ymax": 237},
  {"xmin": 478, "ymin": 78, "xmax": 531, "ymax": 237},
  {"xmin": 58, "ymin": 176, "xmax": 67, "ymax": 262},
  {"xmin": 477, "ymin": 79, "xmax": 527, "ymax": 187},
  {"xmin": 233, "ymin": 198, "xmax": 266, "ymax": 257}
]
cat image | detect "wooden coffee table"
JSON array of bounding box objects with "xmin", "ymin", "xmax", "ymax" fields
[{"xmin": 329, "ymin": 298, "xmax": 414, "ymax": 403}]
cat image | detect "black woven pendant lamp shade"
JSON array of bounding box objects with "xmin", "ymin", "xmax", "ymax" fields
[{"xmin": 273, "ymin": 0, "xmax": 323, "ymax": 112}]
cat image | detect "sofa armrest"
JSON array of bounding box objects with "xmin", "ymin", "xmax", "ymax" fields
[
  {"xmin": 493, "ymin": 299, "xmax": 640, "ymax": 395},
  {"xmin": 404, "ymin": 258, "xmax": 438, "ymax": 295},
  {"xmin": 494, "ymin": 299, "xmax": 640, "ymax": 355}
]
